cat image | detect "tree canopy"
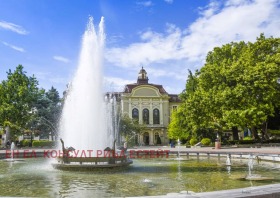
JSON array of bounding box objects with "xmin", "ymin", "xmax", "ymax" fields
[
  {"xmin": 0, "ymin": 65, "xmax": 41, "ymax": 137},
  {"xmin": 168, "ymin": 34, "xmax": 280, "ymax": 141},
  {"xmin": 119, "ymin": 114, "xmax": 145, "ymax": 146},
  {"xmin": 0, "ymin": 65, "xmax": 62, "ymax": 140}
]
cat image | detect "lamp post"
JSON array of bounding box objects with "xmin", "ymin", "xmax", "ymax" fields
[
  {"xmin": 30, "ymin": 126, "xmax": 34, "ymax": 147},
  {"xmin": 215, "ymin": 132, "xmax": 221, "ymax": 149}
]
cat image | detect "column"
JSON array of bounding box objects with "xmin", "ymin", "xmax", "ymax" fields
[
  {"xmin": 139, "ymin": 98, "xmax": 143, "ymax": 124},
  {"xmin": 150, "ymin": 130, "xmax": 154, "ymax": 145},
  {"xmin": 139, "ymin": 134, "xmax": 143, "ymax": 146},
  {"xmin": 161, "ymin": 129, "xmax": 165, "ymax": 144},
  {"xmin": 160, "ymin": 98, "xmax": 163, "ymax": 125},
  {"xmin": 149, "ymin": 99, "xmax": 153, "ymax": 125},
  {"xmin": 128, "ymin": 98, "xmax": 132, "ymax": 118}
]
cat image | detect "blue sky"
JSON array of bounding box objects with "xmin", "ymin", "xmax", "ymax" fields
[{"xmin": 0, "ymin": 0, "xmax": 280, "ymax": 96}]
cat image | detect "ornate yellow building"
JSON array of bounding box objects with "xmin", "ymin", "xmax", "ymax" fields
[{"xmin": 120, "ymin": 67, "xmax": 181, "ymax": 145}]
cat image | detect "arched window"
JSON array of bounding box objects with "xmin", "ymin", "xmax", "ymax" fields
[
  {"xmin": 132, "ymin": 108, "xmax": 139, "ymax": 121},
  {"xmin": 143, "ymin": 108, "xmax": 149, "ymax": 124},
  {"xmin": 153, "ymin": 108, "xmax": 160, "ymax": 124}
]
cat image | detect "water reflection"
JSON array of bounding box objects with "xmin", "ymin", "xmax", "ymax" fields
[{"xmin": 0, "ymin": 157, "xmax": 279, "ymax": 197}]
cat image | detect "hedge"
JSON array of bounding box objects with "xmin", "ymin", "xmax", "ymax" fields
[
  {"xmin": 32, "ymin": 140, "xmax": 55, "ymax": 147},
  {"xmin": 268, "ymin": 130, "xmax": 280, "ymax": 136},
  {"xmin": 20, "ymin": 139, "xmax": 31, "ymax": 147},
  {"xmin": 228, "ymin": 139, "xmax": 280, "ymax": 145}
]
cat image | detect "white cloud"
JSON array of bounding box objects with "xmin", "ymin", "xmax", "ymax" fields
[
  {"xmin": 164, "ymin": 0, "xmax": 173, "ymax": 4},
  {"xmin": 33, "ymin": 71, "xmax": 68, "ymax": 86},
  {"xmin": 136, "ymin": 1, "xmax": 153, "ymax": 7},
  {"xmin": 53, "ymin": 56, "xmax": 70, "ymax": 63},
  {"xmin": 164, "ymin": 85, "xmax": 183, "ymax": 94},
  {"xmin": 198, "ymin": 1, "xmax": 221, "ymax": 18},
  {"xmin": 2, "ymin": 41, "xmax": 25, "ymax": 52},
  {"xmin": 106, "ymin": 24, "xmax": 184, "ymax": 68},
  {"xmin": 107, "ymin": 34, "xmax": 124, "ymax": 45},
  {"xmin": 148, "ymin": 67, "xmax": 185, "ymax": 80},
  {"xmin": 106, "ymin": 0, "xmax": 280, "ymax": 71},
  {"xmin": 0, "ymin": 20, "xmax": 29, "ymax": 35},
  {"xmin": 104, "ymin": 77, "xmax": 135, "ymax": 91},
  {"xmin": 182, "ymin": 0, "xmax": 280, "ymax": 61}
]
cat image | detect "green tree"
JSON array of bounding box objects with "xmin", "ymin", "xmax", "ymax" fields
[
  {"xmin": 173, "ymin": 34, "xmax": 280, "ymax": 141},
  {"xmin": 0, "ymin": 65, "xmax": 40, "ymax": 138},
  {"xmin": 119, "ymin": 114, "xmax": 145, "ymax": 146},
  {"xmin": 33, "ymin": 86, "xmax": 61, "ymax": 140},
  {"xmin": 168, "ymin": 70, "xmax": 200, "ymax": 140},
  {"xmin": 168, "ymin": 105, "xmax": 191, "ymax": 140}
]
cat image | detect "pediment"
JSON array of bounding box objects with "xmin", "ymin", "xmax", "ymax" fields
[{"xmin": 131, "ymin": 86, "xmax": 160, "ymax": 97}]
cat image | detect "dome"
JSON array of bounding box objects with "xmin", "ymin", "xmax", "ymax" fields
[{"xmin": 137, "ymin": 66, "xmax": 149, "ymax": 84}]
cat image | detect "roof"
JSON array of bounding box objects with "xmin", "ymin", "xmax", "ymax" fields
[
  {"xmin": 168, "ymin": 94, "xmax": 181, "ymax": 102},
  {"xmin": 123, "ymin": 83, "xmax": 168, "ymax": 94}
]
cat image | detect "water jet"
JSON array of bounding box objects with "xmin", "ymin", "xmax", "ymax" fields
[{"xmin": 52, "ymin": 16, "xmax": 132, "ymax": 170}]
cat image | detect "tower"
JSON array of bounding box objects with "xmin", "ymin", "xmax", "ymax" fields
[{"xmin": 137, "ymin": 66, "xmax": 149, "ymax": 84}]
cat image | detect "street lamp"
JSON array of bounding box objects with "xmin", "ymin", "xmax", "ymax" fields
[{"xmin": 30, "ymin": 126, "xmax": 34, "ymax": 147}]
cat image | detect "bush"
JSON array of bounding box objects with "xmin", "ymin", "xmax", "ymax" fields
[
  {"xmin": 189, "ymin": 138, "xmax": 198, "ymax": 146},
  {"xmin": 243, "ymin": 136, "xmax": 252, "ymax": 140},
  {"xmin": 268, "ymin": 130, "xmax": 280, "ymax": 136},
  {"xmin": 201, "ymin": 138, "xmax": 211, "ymax": 146},
  {"xmin": 32, "ymin": 140, "xmax": 55, "ymax": 147},
  {"xmin": 20, "ymin": 139, "xmax": 31, "ymax": 147}
]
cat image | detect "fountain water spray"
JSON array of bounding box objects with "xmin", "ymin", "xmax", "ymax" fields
[
  {"xmin": 248, "ymin": 154, "xmax": 254, "ymax": 177},
  {"xmin": 59, "ymin": 17, "xmax": 115, "ymax": 152},
  {"xmin": 226, "ymin": 154, "xmax": 231, "ymax": 174},
  {"xmin": 10, "ymin": 142, "xmax": 15, "ymax": 161},
  {"xmin": 226, "ymin": 154, "xmax": 231, "ymax": 166},
  {"xmin": 176, "ymin": 138, "xmax": 183, "ymax": 160}
]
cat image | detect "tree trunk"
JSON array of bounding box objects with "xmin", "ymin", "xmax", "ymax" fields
[
  {"xmin": 261, "ymin": 122, "xmax": 269, "ymax": 140},
  {"xmin": 5, "ymin": 126, "xmax": 11, "ymax": 145},
  {"xmin": 232, "ymin": 126, "xmax": 239, "ymax": 140},
  {"xmin": 251, "ymin": 126, "xmax": 260, "ymax": 140}
]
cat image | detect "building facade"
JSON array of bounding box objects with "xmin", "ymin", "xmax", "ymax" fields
[{"xmin": 120, "ymin": 67, "xmax": 181, "ymax": 145}]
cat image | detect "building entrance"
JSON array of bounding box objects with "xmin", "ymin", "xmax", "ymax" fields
[{"xmin": 143, "ymin": 132, "xmax": 149, "ymax": 145}]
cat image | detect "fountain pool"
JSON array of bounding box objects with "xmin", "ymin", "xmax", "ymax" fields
[{"xmin": 1, "ymin": 157, "xmax": 280, "ymax": 197}]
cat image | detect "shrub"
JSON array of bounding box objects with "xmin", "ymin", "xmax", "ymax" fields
[
  {"xmin": 20, "ymin": 139, "xmax": 31, "ymax": 147},
  {"xmin": 32, "ymin": 140, "xmax": 55, "ymax": 147},
  {"xmin": 238, "ymin": 140, "xmax": 256, "ymax": 144},
  {"xmin": 268, "ymin": 130, "xmax": 280, "ymax": 136},
  {"xmin": 201, "ymin": 138, "xmax": 211, "ymax": 146},
  {"xmin": 243, "ymin": 136, "xmax": 252, "ymax": 140},
  {"xmin": 189, "ymin": 138, "xmax": 198, "ymax": 146}
]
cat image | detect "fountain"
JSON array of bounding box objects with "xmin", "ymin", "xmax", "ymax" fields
[
  {"xmin": 52, "ymin": 16, "xmax": 132, "ymax": 170},
  {"xmin": 176, "ymin": 138, "xmax": 183, "ymax": 160},
  {"xmin": 230, "ymin": 154, "xmax": 274, "ymax": 181},
  {"xmin": 245, "ymin": 154, "xmax": 273, "ymax": 181},
  {"xmin": 4, "ymin": 142, "xmax": 16, "ymax": 162},
  {"xmin": 226, "ymin": 154, "xmax": 231, "ymax": 174}
]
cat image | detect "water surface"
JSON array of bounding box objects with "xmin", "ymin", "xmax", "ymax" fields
[{"xmin": 0, "ymin": 157, "xmax": 279, "ymax": 197}]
